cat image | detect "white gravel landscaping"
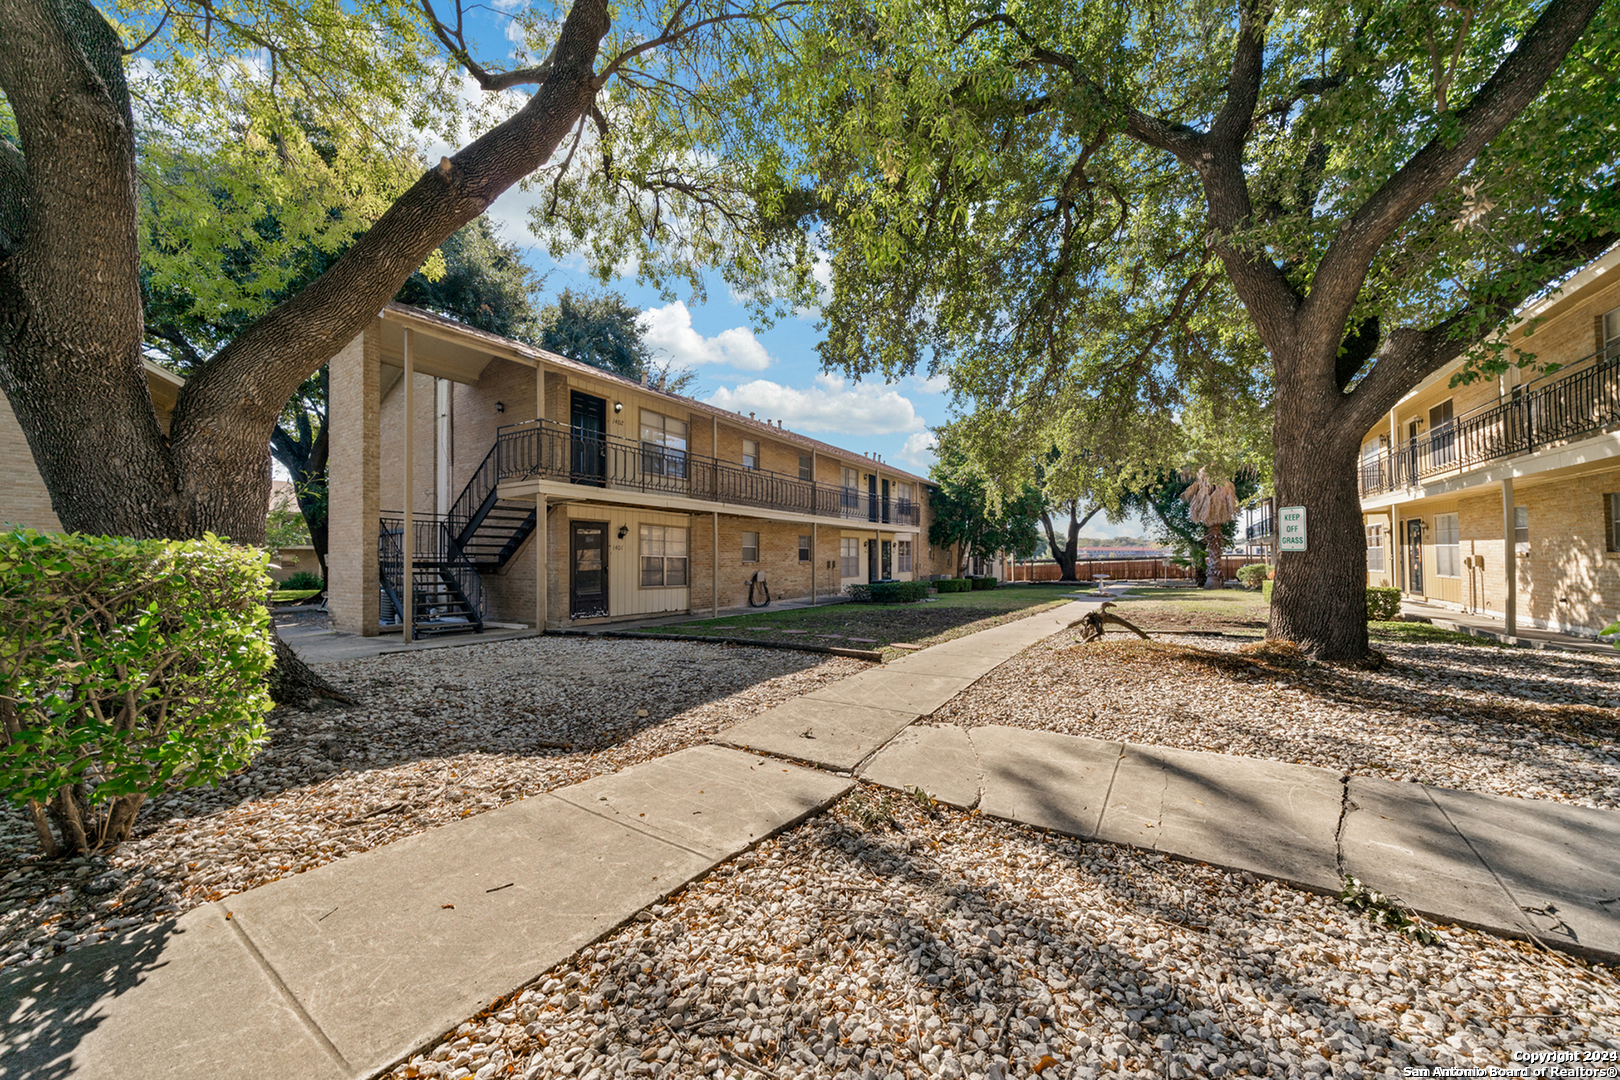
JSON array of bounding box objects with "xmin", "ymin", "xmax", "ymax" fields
[
  {"xmin": 932, "ymin": 633, "xmax": 1620, "ymax": 810},
  {"xmin": 387, "ymin": 790, "xmax": 1620, "ymax": 1080},
  {"xmin": 0, "ymin": 637, "xmax": 866, "ymax": 970}
]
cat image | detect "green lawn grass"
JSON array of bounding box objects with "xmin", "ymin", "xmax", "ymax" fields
[
  {"xmin": 1367, "ymin": 620, "xmax": 1505, "ymax": 647},
  {"xmin": 270, "ymin": 588, "xmax": 322, "ymax": 604},
  {"xmin": 640, "ymin": 584, "xmax": 1074, "ymax": 660},
  {"xmin": 1115, "ymin": 586, "xmax": 1270, "ymax": 630}
]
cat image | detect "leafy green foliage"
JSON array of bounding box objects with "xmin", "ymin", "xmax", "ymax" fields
[
  {"xmin": 280, "ymin": 570, "xmax": 325, "ymax": 592},
  {"xmin": 847, "ymin": 580, "xmax": 931, "ymax": 603},
  {"xmin": 927, "ymin": 437, "xmax": 1043, "ymax": 570},
  {"xmin": 1365, "ymin": 587, "xmax": 1404, "ymax": 621},
  {"xmin": 396, "ymin": 217, "xmax": 548, "ymax": 341},
  {"xmin": 970, "ymin": 576, "xmax": 997, "ymax": 591},
  {"xmin": 536, "ymin": 289, "xmax": 656, "ymax": 381},
  {"xmin": 934, "ymin": 578, "xmax": 971, "ymax": 593},
  {"xmin": 1340, "ymin": 875, "xmax": 1439, "ymax": 946},
  {"xmin": 1237, "ymin": 564, "xmax": 1271, "ymax": 591},
  {"xmin": 1600, "ymin": 621, "xmax": 1620, "ymax": 649},
  {"xmin": 0, "ymin": 530, "xmax": 273, "ymax": 854}
]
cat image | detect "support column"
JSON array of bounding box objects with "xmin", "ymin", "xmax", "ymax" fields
[
  {"xmin": 535, "ymin": 497, "xmax": 548, "ymax": 632},
  {"xmin": 401, "ymin": 328, "xmax": 415, "ymax": 644},
  {"xmin": 328, "ymin": 325, "xmax": 381, "ymax": 636},
  {"xmin": 810, "ymin": 522, "xmax": 817, "ymax": 604},
  {"xmin": 1502, "ymin": 477, "xmax": 1516, "ymax": 637},
  {"xmin": 711, "ymin": 512, "xmax": 720, "ymax": 617}
]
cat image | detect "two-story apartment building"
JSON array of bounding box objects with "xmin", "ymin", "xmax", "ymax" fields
[
  {"xmin": 1357, "ymin": 245, "xmax": 1620, "ymax": 637},
  {"xmin": 327, "ymin": 304, "xmax": 952, "ymax": 637},
  {"xmin": 1, "ymin": 361, "xmax": 186, "ymax": 533}
]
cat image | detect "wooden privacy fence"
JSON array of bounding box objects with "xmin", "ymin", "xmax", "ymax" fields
[{"xmin": 1009, "ymin": 554, "xmax": 1266, "ymax": 583}]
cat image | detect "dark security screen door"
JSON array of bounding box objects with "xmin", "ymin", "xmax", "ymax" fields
[
  {"xmin": 570, "ymin": 521, "xmax": 609, "ymax": 618},
  {"xmin": 570, "ymin": 391, "xmax": 607, "ymax": 486},
  {"xmin": 1407, "ymin": 519, "xmax": 1423, "ymax": 594}
]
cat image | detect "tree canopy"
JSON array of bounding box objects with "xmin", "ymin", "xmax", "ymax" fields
[{"xmin": 690, "ymin": 0, "xmax": 1619, "ymax": 657}]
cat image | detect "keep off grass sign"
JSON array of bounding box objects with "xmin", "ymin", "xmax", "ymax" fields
[{"xmin": 1279, "ymin": 506, "xmax": 1307, "ymax": 552}]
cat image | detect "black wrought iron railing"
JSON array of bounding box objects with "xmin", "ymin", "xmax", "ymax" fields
[
  {"xmin": 1359, "ymin": 345, "xmax": 1620, "ymax": 497},
  {"xmin": 1245, "ymin": 514, "xmax": 1274, "ymax": 541},
  {"xmin": 377, "ymin": 514, "xmax": 485, "ymax": 629},
  {"xmin": 493, "ymin": 418, "xmax": 923, "ymax": 526},
  {"xmin": 445, "ymin": 441, "xmax": 502, "ymax": 543}
]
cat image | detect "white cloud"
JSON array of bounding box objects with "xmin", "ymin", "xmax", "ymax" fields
[
  {"xmin": 639, "ymin": 301, "xmax": 773, "ymax": 371},
  {"xmin": 896, "ymin": 431, "xmax": 939, "ymax": 471},
  {"xmin": 707, "ymin": 374, "xmax": 925, "ymax": 436},
  {"xmin": 912, "ymin": 372, "xmax": 950, "ymax": 394}
]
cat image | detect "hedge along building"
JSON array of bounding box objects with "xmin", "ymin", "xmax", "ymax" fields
[
  {"xmin": 1356, "ymin": 244, "xmax": 1620, "ymax": 638},
  {"xmin": 1, "ymin": 361, "xmax": 185, "ymax": 533},
  {"xmin": 327, "ymin": 304, "xmax": 951, "ymax": 638}
]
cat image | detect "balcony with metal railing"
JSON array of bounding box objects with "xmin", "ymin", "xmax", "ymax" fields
[
  {"xmin": 493, "ymin": 418, "xmax": 923, "ymax": 526},
  {"xmin": 1359, "ymin": 345, "xmax": 1620, "ymax": 498}
]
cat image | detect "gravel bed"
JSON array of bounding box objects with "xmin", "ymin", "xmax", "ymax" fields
[
  {"xmin": 932, "ymin": 634, "xmax": 1620, "ymax": 809},
  {"xmin": 387, "ymin": 790, "xmax": 1620, "ymax": 1080},
  {"xmin": 0, "ymin": 637, "xmax": 866, "ymax": 970}
]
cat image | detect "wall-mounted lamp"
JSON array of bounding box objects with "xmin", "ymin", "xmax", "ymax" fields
[
  {"xmin": 617, "ymin": 525, "xmax": 629, "ymax": 539},
  {"xmin": 495, "ymin": 401, "xmax": 505, "ymax": 413},
  {"xmin": 613, "ymin": 401, "xmax": 624, "ymax": 414}
]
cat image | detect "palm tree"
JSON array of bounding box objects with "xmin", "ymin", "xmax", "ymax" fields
[{"xmin": 1181, "ymin": 468, "xmax": 1239, "ymax": 589}]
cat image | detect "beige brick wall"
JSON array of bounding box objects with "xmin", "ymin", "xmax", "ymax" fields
[
  {"xmin": 448, "ymin": 359, "xmax": 536, "ymax": 500},
  {"xmin": 0, "ymin": 389, "xmax": 63, "ymax": 532},
  {"xmin": 379, "ymin": 370, "xmax": 438, "ymax": 515},
  {"xmin": 691, "ymin": 516, "xmax": 813, "ymax": 610},
  {"xmin": 328, "ymin": 328, "xmax": 382, "ymax": 635}
]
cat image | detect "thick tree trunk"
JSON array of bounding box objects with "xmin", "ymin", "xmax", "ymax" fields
[
  {"xmin": 1267, "ymin": 389, "xmax": 1369, "ymax": 660},
  {"xmin": 1204, "ymin": 523, "xmax": 1225, "ymax": 589}
]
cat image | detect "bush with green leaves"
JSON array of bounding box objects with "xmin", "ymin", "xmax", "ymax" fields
[
  {"xmin": 1601, "ymin": 621, "xmax": 1620, "ymax": 649},
  {"xmin": 1366, "ymin": 587, "xmax": 1403, "ymax": 621},
  {"xmin": 934, "ymin": 578, "xmax": 971, "ymax": 593},
  {"xmin": 869, "ymin": 580, "xmax": 931, "ymax": 603},
  {"xmin": 279, "ymin": 569, "xmax": 324, "ymax": 592},
  {"xmin": 0, "ymin": 530, "xmax": 274, "ymax": 856},
  {"xmin": 1262, "ymin": 578, "xmax": 1274, "ymax": 603},
  {"xmin": 844, "ymin": 583, "xmax": 872, "ymax": 602},
  {"xmin": 970, "ymin": 576, "xmax": 997, "ymax": 591},
  {"xmin": 1236, "ymin": 564, "xmax": 1271, "ymax": 591}
]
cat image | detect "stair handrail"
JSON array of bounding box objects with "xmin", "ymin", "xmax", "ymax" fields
[{"xmin": 445, "ymin": 441, "xmax": 504, "ymax": 544}]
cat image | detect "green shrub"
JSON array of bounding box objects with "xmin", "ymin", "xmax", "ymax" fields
[
  {"xmin": 1236, "ymin": 564, "xmax": 1271, "ymax": 591},
  {"xmin": 844, "ymin": 583, "xmax": 872, "ymax": 602},
  {"xmin": 1602, "ymin": 620, "xmax": 1620, "ymax": 649},
  {"xmin": 1366, "ymin": 586, "xmax": 1403, "ymax": 621},
  {"xmin": 970, "ymin": 576, "xmax": 997, "ymax": 591},
  {"xmin": 934, "ymin": 578, "xmax": 971, "ymax": 593},
  {"xmin": 869, "ymin": 580, "xmax": 931, "ymax": 603},
  {"xmin": 280, "ymin": 569, "xmax": 324, "ymax": 592},
  {"xmin": 0, "ymin": 530, "xmax": 274, "ymax": 856},
  {"xmin": 1262, "ymin": 579, "xmax": 1273, "ymax": 603}
]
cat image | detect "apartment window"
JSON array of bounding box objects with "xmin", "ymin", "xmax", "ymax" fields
[
  {"xmin": 1514, "ymin": 506, "xmax": 1529, "ymax": 552},
  {"xmin": 897, "ymin": 540, "xmax": 913, "ymax": 573},
  {"xmin": 1605, "ymin": 307, "xmax": 1620, "ymax": 363},
  {"xmin": 840, "ymin": 537, "xmax": 859, "ymax": 577},
  {"xmin": 799, "ymin": 455, "xmax": 813, "ymax": 481},
  {"xmin": 1428, "ymin": 400, "xmax": 1455, "ymax": 466},
  {"xmin": 1606, "ymin": 493, "xmax": 1620, "ymax": 552},
  {"xmin": 840, "ymin": 465, "xmax": 859, "ymax": 511},
  {"xmin": 741, "ymin": 531, "xmax": 760, "ymax": 563},
  {"xmin": 1366, "ymin": 525, "xmax": 1384, "ymax": 572},
  {"xmin": 1435, "ymin": 513, "xmax": 1461, "ymax": 577},
  {"xmin": 639, "ymin": 525, "xmax": 688, "ymax": 587},
  {"xmin": 798, "ymin": 535, "xmax": 811, "ymax": 562},
  {"xmin": 639, "ymin": 411, "xmax": 689, "ymax": 479},
  {"xmin": 742, "ymin": 439, "xmax": 759, "ymax": 471}
]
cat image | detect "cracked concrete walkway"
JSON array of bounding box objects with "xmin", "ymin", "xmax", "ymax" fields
[{"xmin": 854, "ymin": 723, "xmax": 1620, "ymax": 965}]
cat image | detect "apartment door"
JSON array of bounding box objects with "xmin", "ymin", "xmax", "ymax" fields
[
  {"xmin": 880, "ymin": 540, "xmax": 893, "ymax": 578},
  {"xmin": 570, "ymin": 391, "xmax": 607, "ymax": 486},
  {"xmin": 867, "ymin": 536, "xmax": 879, "ymax": 582},
  {"xmin": 867, "ymin": 474, "xmax": 879, "ymax": 522},
  {"xmin": 570, "ymin": 520, "xmax": 609, "ymax": 618},
  {"xmin": 1406, "ymin": 519, "xmax": 1424, "ymax": 595}
]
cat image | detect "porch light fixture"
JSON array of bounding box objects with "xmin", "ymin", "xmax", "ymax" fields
[
  {"xmin": 495, "ymin": 401, "xmax": 505, "ymax": 413},
  {"xmin": 614, "ymin": 401, "xmax": 624, "ymax": 413},
  {"xmin": 617, "ymin": 525, "xmax": 629, "ymax": 539}
]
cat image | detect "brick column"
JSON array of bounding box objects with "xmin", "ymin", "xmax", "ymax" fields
[{"xmin": 328, "ymin": 325, "xmax": 382, "ymax": 635}]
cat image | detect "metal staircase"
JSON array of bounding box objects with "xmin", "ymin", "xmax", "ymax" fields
[{"xmin": 376, "ymin": 440, "xmax": 538, "ymax": 637}]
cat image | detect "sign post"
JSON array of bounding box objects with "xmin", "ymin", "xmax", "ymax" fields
[{"xmin": 1279, "ymin": 506, "xmax": 1307, "ymax": 553}]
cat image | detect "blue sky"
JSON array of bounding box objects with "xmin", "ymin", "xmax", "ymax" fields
[{"xmin": 409, "ymin": 9, "xmax": 1146, "ymax": 539}]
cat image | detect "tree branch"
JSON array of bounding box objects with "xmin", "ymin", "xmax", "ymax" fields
[{"xmin": 1303, "ymin": 0, "xmax": 1606, "ymax": 344}]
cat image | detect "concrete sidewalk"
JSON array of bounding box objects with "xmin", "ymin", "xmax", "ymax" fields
[
  {"xmin": 715, "ymin": 601, "xmax": 1089, "ymax": 771},
  {"xmin": 1400, "ymin": 599, "xmax": 1615, "ymax": 653},
  {"xmin": 855, "ymin": 723, "xmax": 1620, "ymax": 965},
  {"xmin": 0, "ymin": 748, "xmax": 849, "ymax": 1080}
]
